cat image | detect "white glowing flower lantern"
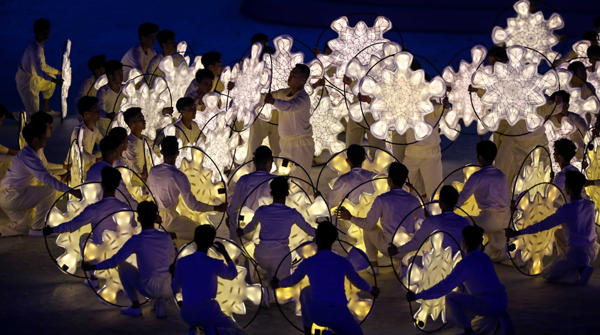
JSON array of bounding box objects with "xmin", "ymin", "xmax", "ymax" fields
[
  {"xmin": 222, "ymin": 43, "xmax": 270, "ymax": 128},
  {"xmin": 403, "ymin": 233, "xmax": 462, "ymax": 328},
  {"xmin": 544, "ymin": 117, "xmax": 578, "ymax": 172},
  {"xmin": 471, "ymin": 46, "xmax": 559, "ymax": 132},
  {"xmin": 309, "ymin": 94, "xmax": 345, "ymax": 155},
  {"xmin": 557, "ymin": 40, "xmax": 592, "ymax": 68},
  {"xmin": 549, "ymin": 70, "xmax": 600, "ymax": 121},
  {"xmin": 159, "ymin": 52, "xmax": 203, "ymax": 119},
  {"xmin": 93, "ymin": 74, "xmax": 108, "ymax": 91},
  {"xmin": 61, "ymin": 39, "xmax": 72, "ymax": 119},
  {"xmin": 120, "ymin": 76, "xmax": 171, "ymax": 140},
  {"xmin": 198, "ymin": 114, "xmax": 239, "ymax": 183},
  {"xmin": 511, "ymin": 185, "xmax": 561, "ymax": 275},
  {"xmin": 194, "ymin": 93, "xmax": 222, "ymax": 134},
  {"xmin": 176, "ymin": 239, "xmax": 262, "ymax": 317},
  {"xmin": 358, "ymin": 52, "xmax": 446, "ymax": 140},
  {"xmin": 68, "ymin": 134, "xmax": 84, "ymax": 189},
  {"xmin": 513, "ymin": 147, "xmax": 551, "ymax": 199},
  {"xmin": 492, "ymin": 0, "xmax": 564, "ymax": 64},
  {"xmin": 442, "ymin": 45, "xmax": 489, "ymax": 135}
]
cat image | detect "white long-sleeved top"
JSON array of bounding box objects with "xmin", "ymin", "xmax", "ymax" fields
[
  {"xmin": 147, "ymin": 163, "xmax": 213, "ymax": 212},
  {"xmin": 415, "ymin": 250, "xmax": 505, "ymax": 300},
  {"xmin": 124, "ymin": 133, "xmax": 146, "ymax": 174},
  {"xmin": 121, "ymin": 44, "xmax": 156, "ymax": 76},
  {"xmin": 271, "ymin": 88, "xmax": 312, "ymax": 138},
  {"xmin": 397, "ymin": 211, "xmax": 470, "ymax": 255},
  {"xmin": 521, "ymin": 199, "xmax": 597, "ymax": 248},
  {"xmin": 279, "ymin": 250, "xmax": 372, "ymax": 306},
  {"xmin": 553, "ymin": 164, "xmax": 579, "ymax": 195},
  {"xmin": 70, "ymin": 121, "xmax": 103, "ymax": 164},
  {"xmin": 171, "ymin": 251, "xmax": 237, "ymax": 306},
  {"xmin": 350, "ymin": 188, "xmax": 424, "ymax": 236},
  {"xmin": 96, "ymin": 84, "xmax": 124, "ymax": 117},
  {"xmin": 0, "ymin": 146, "xmax": 70, "ymax": 192},
  {"xmin": 242, "ymin": 203, "xmax": 316, "ymax": 244},
  {"xmin": 96, "ymin": 229, "xmax": 175, "ymax": 280},
  {"xmin": 226, "ymin": 170, "xmax": 274, "ymax": 222},
  {"xmin": 85, "ymin": 160, "xmax": 139, "ymax": 209},
  {"xmin": 76, "ymin": 75, "xmax": 97, "ymax": 99},
  {"xmin": 36, "ymin": 147, "xmax": 63, "ymax": 172},
  {"xmin": 456, "ymin": 166, "xmax": 510, "ymax": 212},
  {"xmin": 174, "ymin": 119, "xmax": 200, "ymax": 147},
  {"xmin": 52, "ymin": 197, "xmax": 132, "ymax": 245},
  {"xmin": 17, "ymin": 40, "xmax": 59, "ymax": 82},
  {"xmin": 329, "ymin": 168, "xmax": 377, "ymax": 208},
  {"xmin": 0, "ymin": 143, "xmax": 15, "ymax": 163}
]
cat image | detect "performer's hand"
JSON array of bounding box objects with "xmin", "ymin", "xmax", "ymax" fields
[
  {"xmin": 342, "ymin": 76, "xmax": 352, "ymax": 86},
  {"xmin": 388, "ymin": 244, "xmax": 399, "ymax": 257},
  {"xmin": 313, "ymin": 190, "xmax": 322, "ymax": 199},
  {"xmin": 155, "ymin": 215, "xmax": 163, "ymax": 225},
  {"xmin": 52, "ymin": 77, "xmax": 64, "ymax": 86},
  {"xmin": 162, "ymin": 107, "xmax": 174, "ymax": 116},
  {"xmin": 60, "ymin": 172, "xmax": 70, "ymax": 184},
  {"xmin": 236, "ymin": 228, "xmax": 244, "ymax": 237},
  {"xmin": 370, "ymin": 286, "xmax": 380, "ymax": 298},
  {"xmin": 313, "ymin": 46, "xmax": 322, "ymax": 55},
  {"xmin": 81, "ymin": 262, "xmax": 97, "ymax": 272},
  {"xmin": 69, "ymin": 189, "xmax": 82, "ymax": 199},
  {"xmin": 338, "ymin": 207, "xmax": 352, "ymax": 221},
  {"xmin": 271, "ymin": 277, "xmax": 280, "ymax": 289},
  {"xmin": 406, "ymin": 291, "xmax": 416, "ymax": 302},
  {"xmin": 213, "ymin": 241, "xmax": 229, "ymax": 257},
  {"xmin": 504, "ymin": 228, "xmax": 521, "ymax": 238},
  {"xmin": 8, "ymin": 148, "xmax": 19, "ymax": 155},
  {"xmin": 312, "ymin": 78, "xmax": 325, "ymax": 89},
  {"xmin": 42, "ymin": 226, "xmax": 54, "ymax": 236},
  {"xmin": 227, "ymin": 82, "xmax": 235, "ymax": 91},
  {"xmin": 442, "ymin": 97, "xmax": 450, "ymax": 109},
  {"xmin": 264, "ymin": 93, "xmax": 275, "ymax": 104},
  {"xmin": 467, "ymin": 85, "xmax": 478, "ymax": 93},
  {"xmin": 214, "ymin": 203, "xmax": 228, "ymax": 212},
  {"xmin": 57, "ymin": 70, "xmax": 62, "ymax": 76},
  {"xmin": 357, "ymin": 93, "xmax": 372, "ymax": 104},
  {"xmin": 446, "ymin": 85, "xmax": 452, "ymax": 92}
]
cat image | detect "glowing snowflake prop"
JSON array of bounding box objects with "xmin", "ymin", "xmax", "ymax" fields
[
  {"xmin": 107, "ymin": 111, "xmax": 129, "ymax": 135},
  {"xmin": 115, "ymin": 166, "xmax": 152, "ymax": 203},
  {"xmin": 585, "ymin": 137, "xmax": 600, "ymax": 224},
  {"xmin": 471, "ymin": 46, "xmax": 559, "ymax": 132},
  {"xmin": 221, "ymin": 43, "xmax": 270, "ymax": 129},
  {"xmin": 359, "ymin": 52, "xmax": 446, "ymax": 140},
  {"xmin": 67, "ymin": 134, "xmax": 84, "ymax": 189},
  {"xmin": 431, "ymin": 166, "xmax": 481, "ymax": 217},
  {"xmin": 176, "ymin": 239, "xmax": 262, "ymax": 317},
  {"xmin": 120, "ymin": 76, "xmax": 171, "ymax": 140},
  {"xmin": 194, "ymin": 92, "xmax": 222, "ymax": 134},
  {"xmin": 550, "ymin": 69, "xmax": 600, "ymax": 121},
  {"xmin": 159, "ymin": 53, "xmax": 203, "ymax": 119},
  {"xmin": 61, "ymin": 39, "xmax": 72, "ymax": 119},
  {"xmin": 511, "ymin": 185, "xmax": 561, "ymax": 275},
  {"xmin": 197, "ymin": 114, "xmax": 239, "ymax": 183},
  {"xmin": 492, "ymin": 0, "xmax": 564, "ymax": 64},
  {"xmin": 442, "ymin": 45, "xmax": 489, "ymax": 135},
  {"xmin": 403, "ymin": 233, "xmax": 462, "ymax": 328},
  {"xmin": 309, "ymin": 94, "xmax": 345, "ymax": 155},
  {"xmin": 544, "ymin": 117, "xmax": 578, "ymax": 172},
  {"xmin": 557, "ymin": 40, "xmax": 592, "ymax": 69},
  {"xmin": 513, "ymin": 147, "xmax": 551, "ymax": 199}
]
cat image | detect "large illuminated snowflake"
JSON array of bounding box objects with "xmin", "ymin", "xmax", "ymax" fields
[
  {"xmin": 309, "ymin": 94, "xmax": 345, "ymax": 156},
  {"xmin": 221, "ymin": 43, "xmax": 270, "ymax": 129},
  {"xmin": 120, "ymin": 76, "xmax": 171, "ymax": 140},
  {"xmin": 442, "ymin": 45, "xmax": 489, "ymax": 135},
  {"xmin": 511, "ymin": 185, "xmax": 561, "ymax": 275},
  {"xmin": 159, "ymin": 53, "xmax": 203, "ymax": 119},
  {"xmin": 115, "ymin": 166, "xmax": 152, "ymax": 203},
  {"xmin": 549, "ymin": 69, "xmax": 600, "ymax": 121},
  {"xmin": 430, "ymin": 166, "xmax": 481, "ymax": 217},
  {"xmin": 84, "ymin": 211, "xmax": 140, "ymax": 304},
  {"xmin": 585, "ymin": 137, "xmax": 600, "ymax": 225},
  {"xmin": 471, "ymin": 46, "xmax": 559, "ymax": 132},
  {"xmin": 492, "ymin": 0, "xmax": 564, "ymax": 64},
  {"xmin": 61, "ymin": 39, "xmax": 72, "ymax": 119},
  {"xmin": 359, "ymin": 52, "xmax": 446, "ymax": 140},
  {"xmin": 198, "ymin": 114, "xmax": 239, "ymax": 183},
  {"xmin": 175, "ymin": 239, "xmax": 262, "ymax": 317},
  {"xmin": 557, "ymin": 40, "xmax": 592, "ymax": 69},
  {"xmin": 513, "ymin": 147, "xmax": 551, "ymax": 199},
  {"xmin": 194, "ymin": 92, "xmax": 223, "ymax": 134},
  {"xmin": 545, "ymin": 117, "xmax": 578, "ymax": 172},
  {"xmin": 403, "ymin": 233, "xmax": 462, "ymax": 328}
]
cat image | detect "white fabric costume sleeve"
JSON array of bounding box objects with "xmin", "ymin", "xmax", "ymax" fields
[
  {"xmin": 456, "ymin": 173, "xmax": 480, "ymax": 208},
  {"xmin": 350, "ymin": 197, "xmax": 383, "ymax": 231},
  {"xmin": 415, "ymin": 260, "xmax": 467, "ymax": 300},
  {"xmin": 273, "ymin": 92, "xmax": 311, "ymax": 113},
  {"xmin": 175, "ymin": 170, "xmax": 213, "ymax": 212},
  {"xmin": 23, "ymin": 149, "xmax": 70, "ymax": 192},
  {"xmin": 396, "ymin": 219, "xmax": 434, "ymax": 254},
  {"xmin": 53, "ymin": 203, "xmax": 97, "ymax": 234},
  {"xmin": 520, "ymin": 205, "xmax": 567, "ymax": 235},
  {"xmin": 33, "ymin": 43, "xmax": 57, "ymax": 81},
  {"xmin": 292, "ymin": 210, "xmax": 316, "ymax": 237}
]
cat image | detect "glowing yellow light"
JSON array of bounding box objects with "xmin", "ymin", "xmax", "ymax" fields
[
  {"xmin": 120, "ymin": 76, "xmax": 171, "ymax": 141},
  {"xmin": 158, "ymin": 49, "xmax": 203, "ymax": 120},
  {"xmin": 513, "ymin": 147, "xmax": 551, "ymax": 199},
  {"xmin": 585, "ymin": 137, "xmax": 600, "ymax": 225}
]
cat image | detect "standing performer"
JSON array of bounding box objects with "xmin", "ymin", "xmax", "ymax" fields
[
  {"xmin": 121, "ymin": 22, "xmax": 159, "ymax": 77},
  {"xmin": 74, "ymin": 55, "xmax": 106, "ymax": 104}
]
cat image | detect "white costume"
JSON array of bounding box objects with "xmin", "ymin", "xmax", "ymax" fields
[
  {"xmin": 226, "ymin": 170, "xmax": 274, "ymax": 238},
  {"xmin": 73, "ymin": 75, "xmax": 97, "ymax": 119},
  {"xmin": 69, "ymin": 121, "xmax": 103, "ymax": 171},
  {"xmin": 272, "ymin": 88, "xmax": 314, "ymax": 190},
  {"xmin": 396, "ymin": 211, "xmax": 470, "ymax": 255},
  {"xmin": 520, "ymin": 199, "xmax": 599, "ymax": 283},
  {"xmin": 457, "ymin": 165, "xmax": 510, "ymax": 262},
  {"xmin": 96, "ymin": 84, "xmax": 124, "ymax": 135},
  {"xmin": 0, "ymin": 144, "xmax": 15, "ymax": 181},
  {"xmin": 95, "ymin": 229, "xmax": 175, "ymax": 302},
  {"xmin": 124, "ymin": 133, "xmax": 146, "ymax": 175},
  {"xmin": 121, "ymin": 44, "xmax": 156, "ymax": 77},
  {"xmin": 85, "ymin": 160, "xmax": 138, "ymax": 209},
  {"xmin": 147, "ymin": 163, "xmax": 213, "ymax": 244},
  {"xmin": 36, "ymin": 147, "xmax": 65, "ymax": 177},
  {"xmin": 172, "ymin": 251, "xmax": 244, "ymax": 335},
  {"xmin": 553, "ymin": 164, "xmax": 580, "ymax": 202},
  {"xmin": 415, "ymin": 250, "xmax": 513, "ymax": 334},
  {"xmin": 174, "ymin": 119, "xmax": 200, "ymax": 147},
  {"xmin": 15, "ymin": 40, "xmax": 58, "ymax": 117},
  {"xmin": 351, "ymin": 188, "xmax": 424, "ymax": 261},
  {"xmin": 249, "ymin": 116, "xmax": 280, "ymax": 158},
  {"xmin": 279, "ymin": 250, "xmax": 372, "ymax": 334},
  {"xmin": 243, "ymin": 203, "xmax": 316, "ymax": 282},
  {"xmin": 0, "ymin": 146, "xmax": 70, "ymax": 235},
  {"xmin": 328, "ymin": 168, "xmax": 377, "ymax": 209}
]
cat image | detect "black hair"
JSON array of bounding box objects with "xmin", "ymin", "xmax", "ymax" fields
[
  {"xmin": 439, "ymin": 185, "xmax": 459, "ymax": 208},
  {"xmin": 176, "ymin": 97, "xmax": 195, "ymax": 112},
  {"xmin": 294, "ymin": 64, "xmax": 310, "ymax": 79},
  {"xmin": 587, "ymin": 45, "xmax": 600, "ymax": 59},
  {"xmin": 582, "ymin": 31, "xmax": 599, "ymax": 43},
  {"xmin": 77, "ymin": 96, "xmax": 99, "ymax": 116},
  {"xmin": 476, "ymin": 140, "xmax": 497, "ymax": 163},
  {"xmin": 105, "ymin": 60, "xmax": 123, "ymax": 77},
  {"xmin": 34, "ymin": 18, "xmax": 50, "ymax": 32},
  {"xmin": 194, "ymin": 225, "xmax": 216, "ymax": 249},
  {"xmin": 568, "ymin": 61, "xmax": 586, "ymax": 75},
  {"xmin": 123, "ymin": 107, "xmax": 142, "ymax": 126},
  {"xmin": 101, "ymin": 166, "xmax": 122, "ymax": 193},
  {"xmin": 565, "ymin": 170, "xmax": 586, "ymax": 195},
  {"xmin": 554, "ymin": 138, "xmax": 577, "ymax": 163},
  {"xmin": 346, "ymin": 144, "xmax": 366, "ymax": 167},
  {"xmin": 137, "ymin": 201, "xmax": 158, "ymax": 229},
  {"xmin": 195, "ymin": 68, "xmax": 215, "ymax": 83},
  {"xmin": 253, "ymin": 146, "xmax": 273, "ymax": 166},
  {"xmin": 251, "ymin": 33, "xmax": 268, "ymax": 45},
  {"xmin": 156, "ymin": 30, "xmax": 176, "ymax": 47},
  {"xmin": 201, "ymin": 51, "xmax": 222, "ymax": 68},
  {"xmin": 108, "ymin": 127, "xmax": 128, "ymax": 143},
  {"xmin": 138, "ymin": 22, "xmax": 159, "ymax": 39},
  {"xmin": 100, "ymin": 135, "xmax": 122, "ymax": 158},
  {"xmin": 488, "ymin": 46, "xmax": 508, "ymax": 63},
  {"xmin": 270, "ymin": 176, "xmax": 289, "ymax": 199},
  {"xmin": 31, "ymin": 111, "xmax": 53, "ymax": 125},
  {"xmin": 161, "ymin": 136, "xmax": 179, "ymax": 157},
  {"xmin": 388, "ymin": 162, "xmax": 408, "ymax": 187},
  {"xmin": 87, "ymin": 55, "xmax": 106, "ymax": 73},
  {"xmin": 462, "ymin": 225, "xmax": 484, "ymax": 250},
  {"xmin": 549, "ymin": 90, "xmax": 571, "ymax": 104},
  {"xmin": 316, "ymin": 221, "xmax": 338, "ymax": 247},
  {"xmin": 22, "ymin": 122, "xmax": 47, "ymax": 143}
]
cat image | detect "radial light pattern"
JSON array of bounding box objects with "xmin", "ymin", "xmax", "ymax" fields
[
  {"xmin": 309, "ymin": 93, "xmax": 345, "ymax": 155},
  {"xmin": 513, "ymin": 147, "xmax": 551, "ymax": 200},
  {"xmin": 549, "ymin": 70, "xmax": 600, "ymax": 121},
  {"xmin": 198, "ymin": 114, "xmax": 239, "ymax": 183},
  {"xmin": 471, "ymin": 46, "xmax": 559, "ymax": 132},
  {"xmin": 194, "ymin": 93, "xmax": 223, "ymax": 134},
  {"xmin": 159, "ymin": 51, "xmax": 203, "ymax": 119},
  {"xmin": 61, "ymin": 39, "xmax": 72, "ymax": 119}
]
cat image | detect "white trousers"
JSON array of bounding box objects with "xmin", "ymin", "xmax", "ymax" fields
[
  {"xmin": 118, "ymin": 262, "xmax": 171, "ymax": 301},
  {"xmin": 160, "ymin": 209, "xmax": 197, "ymax": 247},
  {"xmin": 0, "ymin": 186, "xmax": 57, "ymax": 233},
  {"xmin": 446, "ymin": 291, "xmax": 514, "ymax": 334},
  {"xmin": 280, "ymin": 134, "xmax": 314, "ymax": 191},
  {"xmin": 542, "ymin": 240, "xmax": 599, "ymax": 283},
  {"xmin": 473, "ymin": 209, "xmax": 511, "ymax": 262},
  {"xmin": 363, "ymin": 226, "xmax": 390, "ymax": 262},
  {"xmin": 403, "ymin": 145, "xmax": 443, "ymax": 199},
  {"xmin": 16, "ymin": 71, "xmax": 55, "ymax": 117},
  {"xmin": 300, "ymin": 287, "xmax": 363, "ymax": 335},
  {"xmin": 181, "ymin": 300, "xmax": 245, "ymax": 335},
  {"xmin": 249, "ymin": 120, "xmax": 280, "ymax": 157},
  {"xmin": 254, "ymin": 242, "xmax": 291, "ymax": 283},
  {"xmin": 390, "ymin": 132, "xmax": 407, "ymax": 164},
  {"xmin": 346, "ymin": 117, "xmax": 384, "ymax": 158}
]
